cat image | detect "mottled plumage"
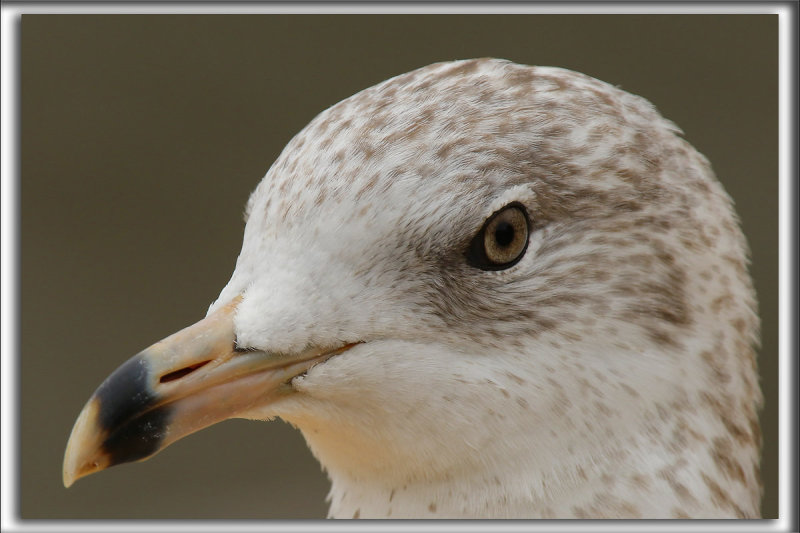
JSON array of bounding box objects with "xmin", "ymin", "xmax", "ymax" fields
[{"xmin": 65, "ymin": 58, "xmax": 762, "ymax": 518}]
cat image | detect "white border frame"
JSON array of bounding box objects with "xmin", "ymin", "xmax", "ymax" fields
[{"xmin": 2, "ymin": 3, "xmax": 795, "ymax": 532}]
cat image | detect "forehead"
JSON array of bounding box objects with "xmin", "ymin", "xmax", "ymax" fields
[{"xmin": 244, "ymin": 58, "xmax": 672, "ymax": 238}]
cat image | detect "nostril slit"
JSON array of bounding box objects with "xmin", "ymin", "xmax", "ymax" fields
[{"xmin": 159, "ymin": 360, "xmax": 211, "ymax": 383}]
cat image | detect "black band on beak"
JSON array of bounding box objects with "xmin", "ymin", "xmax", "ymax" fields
[{"xmin": 94, "ymin": 354, "xmax": 171, "ymax": 466}]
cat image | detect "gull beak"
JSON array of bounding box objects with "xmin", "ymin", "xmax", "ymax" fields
[{"xmin": 63, "ymin": 296, "xmax": 357, "ymax": 488}]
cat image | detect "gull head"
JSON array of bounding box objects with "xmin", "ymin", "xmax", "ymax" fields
[{"xmin": 64, "ymin": 58, "xmax": 761, "ymax": 518}]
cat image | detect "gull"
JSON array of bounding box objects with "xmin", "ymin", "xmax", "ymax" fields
[{"xmin": 63, "ymin": 58, "xmax": 762, "ymax": 519}]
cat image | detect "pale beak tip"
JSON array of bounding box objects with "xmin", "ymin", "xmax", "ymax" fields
[
  {"xmin": 62, "ymin": 469, "xmax": 76, "ymax": 489},
  {"xmin": 63, "ymin": 397, "xmax": 107, "ymax": 488}
]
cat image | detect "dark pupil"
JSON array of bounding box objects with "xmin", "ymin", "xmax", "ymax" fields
[{"xmin": 494, "ymin": 221, "xmax": 515, "ymax": 247}]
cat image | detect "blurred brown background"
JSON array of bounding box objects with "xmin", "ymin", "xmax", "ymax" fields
[{"xmin": 20, "ymin": 15, "xmax": 778, "ymax": 519}]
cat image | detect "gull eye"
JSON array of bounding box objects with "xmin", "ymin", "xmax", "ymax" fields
[{"xmin": 466, "ymin": 203, "xmax": 530, "ymax": 271}]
